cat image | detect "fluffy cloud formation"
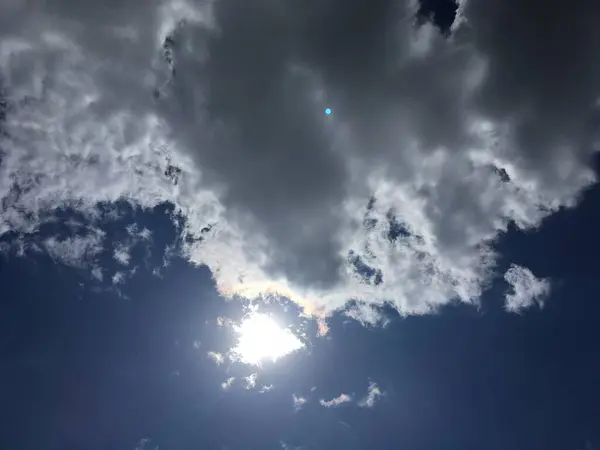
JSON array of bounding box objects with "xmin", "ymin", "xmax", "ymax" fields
[
  {"xmin": 1, "ymin": 0, "xmax": 599, "ymax": 320},
  {"xmin": 504, "ymin": 264, "xmax": 550, "ymax": 313},
  {"xmin": 319, "ymin": 393, "xmax": 353, "ymax": 408}
]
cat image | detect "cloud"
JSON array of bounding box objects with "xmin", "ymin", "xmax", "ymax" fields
[
  {"xmin": 292, "ymin": 394, "xmax": 307, "ymax": 411},
  {"xmin": 280, "ymin": 441, "xmax": 302, "ymax": 450},
  {"xmin": 1, "ymin": 0, "xmax": 599, "ymax": 322},
  {"xmin": 319, "ymin": 393, "xmax": 352, "ymax": 408},
  {"xmin": 91, "ymin": 266, "xmax": 103, "ymax": 281},
  {"xmin": 44, "ymin": 230, "xmax": 104, "ymax": 268},
  {"xmin": 221, "ymin": 376, "xmax": 235, "ymax": 391},
  {"xmin": 134, "ymin": 438, "xmax": 156, "ymax": 450},
  {"xmin": 112, "ymin": 271, "xmax": 126, "ymax": 285},
  {"xmin": 113, "ymin": 223, "xmax": 152, "ymax": 266},
  {"xmin": 344, "ymin": 302, "xmax": 390, "ymax": 327},
  {"xmin": 259, "ymin": 384, "xmax": 274, "ymax": 393},
  {"xmin": 244, "ymin": 373, "xmax": 258, "ymax": 389},
  {"xmin": 504, "ymin": 264, "xmax": 550, "ymax": 313},
  {"xmin": 207, "ymin": 351, "xmax": 225, "ymax": 366},
  {"xmin": 215, "ymin": 316, "xmax": 232, "ymax": 327},
  {"xmin": 358, "ymin": 381, "xmax": 384, "ymax": 408},
  {"xmin": 113, "ymin": 243, "xmax": 132, "ymax": 266}
]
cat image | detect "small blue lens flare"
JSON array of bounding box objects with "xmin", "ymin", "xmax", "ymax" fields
[{"xmin": 325, "ymin": 108, "xmax": 332, "ymax": 115}]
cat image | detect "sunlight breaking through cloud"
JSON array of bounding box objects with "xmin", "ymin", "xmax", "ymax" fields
[{"xmin": 230, "ymin": 313, "xmax": 304, "ymax": 366}]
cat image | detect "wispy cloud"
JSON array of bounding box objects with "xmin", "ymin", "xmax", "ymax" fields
[
  {"xmin": 344, "ymin": 303, "xmax": 390, "ymax": 327},
  {"xmin": 280, "ymin": 441, "xmax": 302, "ymax": 450},
  {"xmin": 292, "ymin": 394, "xmax": 307, "ymax": 411},
  {"xmin": 113, "ymin": 223, "xmax": 153, "ymax": 266},
  {"xmin": 112, "ymin": 272, "xmax": 126, "ymax": 285},
  {"xmin": 259, "ymin": 385, "xmax": 274, "ymax": 393},
  {"xmin": 44, "ymin": 231, "xmax": 104, "ymax": 269},
  {"xmin": 207, "ymin": 351, "xmax": 225, "ymax": 366},
  {"xmin": 319, "ymin": 393, "xmax": 352, "ymax": 408},
  {"xmin": 504, "ymin": 265, "xmax": 551, "ymax": 313},
  {"xmin": 221, "ymin": 377, "xmax": 235, "ymax": 391},
  {"xmin": 358, "ymin": 381, "xmax": 384, "ymax": 408},
  {"xmin": 245, "ymin": 373, "xmax": 258, "ymax": 389}
]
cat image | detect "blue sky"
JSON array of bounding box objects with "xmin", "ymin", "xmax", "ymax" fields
[
  {"xmin": 2, "ymin": 0, "xmax": 600, "ymax": 449},
  {"xmin": 2, "ymin": 185, "xmax": 600, "ymax": 450}
]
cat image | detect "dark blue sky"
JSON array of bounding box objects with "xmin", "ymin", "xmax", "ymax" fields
[
  {"xmin": 2, "ymin": 0, "xmax": 600, "ymax": 449},
  {"xmin": 2, "ymin": 185, "xmax": 600, "ymax": 450}
]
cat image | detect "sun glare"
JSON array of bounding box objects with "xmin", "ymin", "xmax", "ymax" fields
[{"xmin": 231, "ymin": 314, "xmax": 304, "ymax": 366}]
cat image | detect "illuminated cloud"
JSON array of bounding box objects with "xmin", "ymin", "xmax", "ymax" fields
[
  {"xmin": 259, "ymin": 385, "xmax": 274, "ymax": 393},
  {"xmin": 319, "ymin": 393, "xmax": 352, "ymax": 408},
  {"xmin": 207, "ymin": 351, "xmax": 225, "ymax": 366},
  {"xmin": 221, "ymin": 377, "xmax": 235, "ymax": 391},
  {"xmin": 504, "ymin": 265, "xmax": 551, "ymax": 313},
  {"xmin": 245, "ymin": 373, "xmax": 258, "ymax": 389},
  {"xmin": 293, "ymin": 394, "xmax": 307, "ymax": 411},
  {"xmin": 1, "ymin": 0, "xmax": 598, "ymax": 323},
  {"xmin": 358, "ymin": 381, "xmax": 384, "ymax": 408}
]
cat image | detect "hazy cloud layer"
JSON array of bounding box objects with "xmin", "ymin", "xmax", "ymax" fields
[{"xmin": 1, "ymin": 0, "xmax": 599, "ymax": 318}]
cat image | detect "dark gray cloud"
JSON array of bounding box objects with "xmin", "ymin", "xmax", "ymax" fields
[
  {"xmin": 462, "ymin": 0, "xmax": 600, "ymax": 184},
  {"xmin": 1, "ymin": 0, "xmax": 599, "ymax": 319}
]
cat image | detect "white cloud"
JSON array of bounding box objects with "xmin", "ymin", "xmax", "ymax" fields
[
  {"xmin": 244, "ymin": 373, "xmax": 258, "ymax": 389},
  {"xmin": 319, "ymin": 393, "xmax": 352, "ymax": 408},
  {"xmin": 112, "ymin": 271, "xmax": 126, "ymax": 285},
  {"xmin": 91, "ymin": 266, "xmax": 103, "ymax": 281},
  {"xmin": 113, "ymin": 243, "xmax": 132, "ymax": 266},
  {"xmin": 292, "ymin": 394, "xmax": 307, "ymax": 411},
  {"xmin": 207, "ymin": 351, "xmax": 225, "ymax": 366},
  {"xmin": 504, "ymin": 265, "xmax": 551, "ymax": 313},
  {"xmin": 113, "ymin": 223, "xmax": 153, "ymax": 266},
  {"xmin": 358, "ymin": 381, "xmax": 384, "ymax": 408},
  {"xmin": 259, "ymin": 384, "xmax": 274, "ymax": 393},
  {"xmin": 127, "ymin": 223, "xmax": 152, "ymax": 242},
  {"xmin": 44, "ymin": 231, "xmax": 104, "ymax": 268},
  {"xmin": 215, "ymin": 316, "xmax": 232, "ymax": 327},
  {"xmin": 221, "ymin": 376, "xmax": 235, "ymax": 391},
  {"xmin": 344, "ymin": 303, "xmax": 390, "ymax": 327},
  {"xmin": 0, "ymin": 0, "xmax": 597, "ymax": 324}
]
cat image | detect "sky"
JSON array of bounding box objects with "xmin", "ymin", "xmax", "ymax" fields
[{"xmin": 1, "ymin": 0, "xmax": 600, "ymax": 449}]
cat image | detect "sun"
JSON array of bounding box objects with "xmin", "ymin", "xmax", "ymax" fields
[{"xmin": 231, "ymin": 313, "xmax": 304, "ymax": 366}]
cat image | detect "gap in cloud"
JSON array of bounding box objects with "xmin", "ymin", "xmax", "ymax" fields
[{"xmin": 416, "ymin": 0, "xmax": 459, "ymax": 35}]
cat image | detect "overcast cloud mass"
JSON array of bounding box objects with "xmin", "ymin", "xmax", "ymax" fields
[{"xmin": 1, "ymin": 0, "xmax": 599, "ymax": 320}]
